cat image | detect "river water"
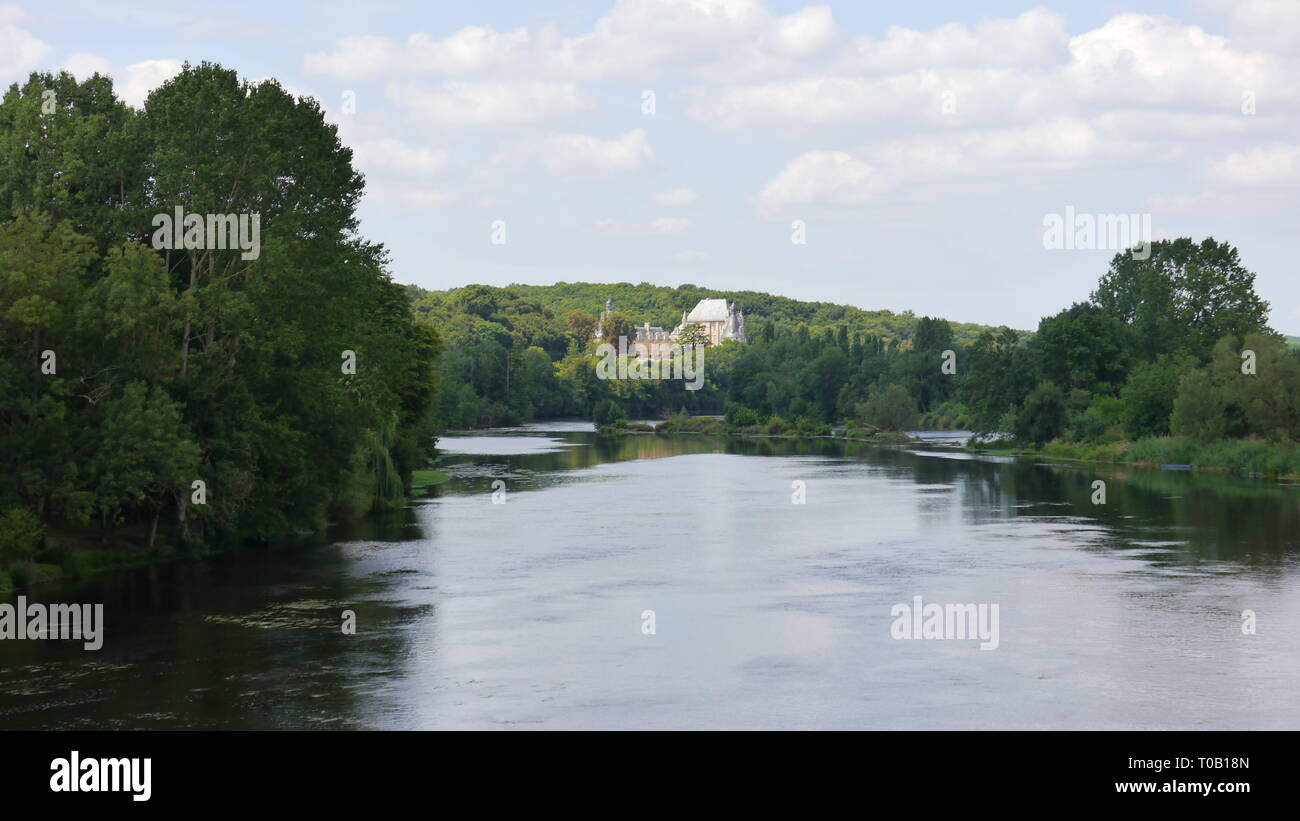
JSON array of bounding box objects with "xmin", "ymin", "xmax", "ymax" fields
[{"xmin": 2, "ymin": 424, "xmax": 1298, "ymax": 729}]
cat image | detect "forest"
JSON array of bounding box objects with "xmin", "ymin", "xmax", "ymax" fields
[
  {"xmin": 415, "ymin": 238, "xmax": 1288, "ymax": 457},
  {"xmin": 0, "ymin": 64, "xmax": 441, "ymax": 588}
]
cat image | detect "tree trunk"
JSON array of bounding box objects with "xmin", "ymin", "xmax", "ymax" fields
[
  {"xmin": 178, "ymin": 253, "xmax": 197, "ymax": 379},
  {"xmin": 177, "ymin": 490, "xmax": 190, "ymax": 545},
  {"xmin": 148, "ymin": 504, "xmax": 162, "ymax": 548}
]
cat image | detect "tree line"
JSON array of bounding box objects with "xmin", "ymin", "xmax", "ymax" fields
[
  {"xmin": 0, "ymin": 64, "xmax": 440, "ymax": 588},
  {"xmin": 417, "ymin": 238, "xmax": 1284, "ymax": 453}
]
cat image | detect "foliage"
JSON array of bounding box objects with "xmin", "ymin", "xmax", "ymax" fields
[
  {"xmin": 859, "ymin": 384, "xmax": 918, "ymax": 431},
  {"xmin": 1014, "ymin": 382, "xmax": 1067, "ymax": 447},
  {"xmin": 0, "ymin": 65, "xmax": 442, "ymax": 566}
]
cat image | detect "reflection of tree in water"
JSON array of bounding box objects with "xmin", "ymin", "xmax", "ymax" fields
[
  {"xmin": 0, "ymin": 505, "xmax": 427, "ymax": 729},
  {"xmin": 432, "ymin": 431, "xmax": 1300, "ymax": 571},
  {"xmin": 948, "ymin": 453, "xmax": 1300, "ymax": 568}
]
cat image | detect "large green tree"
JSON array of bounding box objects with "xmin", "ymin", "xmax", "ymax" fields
[{"xmin": 1092, "ymin": 238, "xmax": 1272, "ymax": 362}]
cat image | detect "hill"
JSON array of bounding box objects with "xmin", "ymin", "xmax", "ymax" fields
[{"xmin": 406, "ymin": 281, "xmax": 1026, "ymax": 347}]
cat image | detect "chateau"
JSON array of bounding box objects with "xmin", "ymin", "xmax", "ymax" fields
[{"xmin": 595, "ymin": 298, "xmax": 747, "ymax": 360}]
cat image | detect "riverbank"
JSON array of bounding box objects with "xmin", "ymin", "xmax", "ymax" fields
[
  {"xmin": 600, "ymin": 415, "xmax": 914, "ymax": 443},
  {"xmin": 0, "ymin": 472, "xmax": 453, "ymax": 596},
  {"xmin": 0, "ymin": 529, "xmax": 207, "ymax": 595},
  {"xmin": 969, "ymin": 435, "xmax": 1300, "ymax": 480}
]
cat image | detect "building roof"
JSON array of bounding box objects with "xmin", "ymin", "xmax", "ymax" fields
[{"xmin": 685, "ymin": 298, "xmax": 731, "ymax": 323}]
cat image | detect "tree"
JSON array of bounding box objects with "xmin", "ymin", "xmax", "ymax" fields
[
  {"xmin": 1030, "ymin": 302, "xmax": 1130, "ymax": 394},
  {"xmin": 452, "ymin": 285, "xmax": 501, "ymax": 320},
  {"xmin": 593, "ymin": 398, "xmax": 627, "ymax": 430},
  {"xmin": 1092, "ymin": 238, "xmax": 1272, "ymax": 362},
  {"xmin": 0, "ymin": 62, "xmax": 444, "ymax": 554},
  {"xmin": 676, "ymin": 323, "xmax": 709, "ymax": 348},
  {"xmin": 1014, "ymin": 382, "xmax": 1067, "ymax": 447},
  {"xmin": 0, "ymin": 213, "xmax": 97, "ymax": 521},
  {"xmin": 87, "ymin": 381, "xmax": 200, "ymax": 544},
  {"xmin": 961, "ymin": 327, "xmax": 1034, "ymax": 431},
  {"xmin": 599, "ymin": 311, "xmax": 634, "ymax": 345},
  {"xmin": 1171, "ymin": 368, "xmax": 1226, "ymax": 442},
  {"xmin": 565, "ymin": 309, "xmax": 597, "ymax": 348},
  {"xmin": 0, "ymin": 507, "xmax": 43, "ymax": 567},
  {"xmin": 0, "ymin": 72, "xmax": 146, "ymax": 249},
  {"xmin": 860, "ymin": 383, "xmax": 917, "ymax": 431},
  {"xmin": 1205, "ymin": 333, "xmax": 1300, "ymax": 441},
  {"xmin": 1120, "ymin": 357, "xmax": 1190, "ymax": 439},
  {"xmin": 805, "ymin": 346, "xmax": 848, "ymax": 422},
  {"xmin": 901, "ymin": 316, "xmax": 956, "ymax": 411}
]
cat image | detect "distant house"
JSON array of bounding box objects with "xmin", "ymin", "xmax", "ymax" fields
[
  {"xmin": 674, "ymin": 298, "xmax": 747, "ymax": 347},
  {"xmin": 595, "ymin": 297, "xmax": 747, "ymax": 360}
]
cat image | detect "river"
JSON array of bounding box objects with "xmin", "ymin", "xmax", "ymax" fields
[{"xmin": 2, "ymin": 423, "xmax": 1298, "ymax": 729}]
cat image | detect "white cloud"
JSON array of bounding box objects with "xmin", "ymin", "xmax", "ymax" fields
[
  {"xmin": 1199, "ymin": 0, "xmax": 1300, "ymax": 51},
  {"xmin": 407, "ymin": 26, "xmax": 531, "ymax": 74},
  {"xmin": 0, "ymin": 4, "xmax": 50, "ymax": 80},
  {"xmin": 116, "ymin": 60, "xmax": 184, "ymax": 108},
  {"xmin": 352, "ymin": 138, "xmax": 450, "ymax": 176},
  {"xmin": 303, "ymin": 35, "xmax": 395, "ymax": 78},
  {"xmin": 672, "ymin": 249, "xmax": 709, "ymax": 262},
  {"xmin": 543, "ymin": 129, "xmax": 653, "ymax": 177},
  {"xmin": 389, "ymin": 81, "xmax": 587, "ymax": 125},
  {"xmin": 1063, "ymin": 14, "xmax": 1289, "ymax": 108},
  {"xmin": 693, "ymin": 11, "xmax": 1298, "ymax": 138},
  {"xmin": 1210, "ymin": 144, "xmax": 1300, "ymax": 184},
  {"xmin": 653, "ymin": 188, "xmax": 698, "ymax": 206},
  {"xmin": 63, "ymin": 52, "xmax": 112, "ymax": 79},
  {"xmin": 305, "ymin": 26, "xmax": 533, "ymax": 79},
  {"xmin": 757, "ymin": 150, "xmax": 885, "ymax": 210},
  {"xmin": 766, "ymin": 5, "xmax": 837, "ymax": 56},
  {"xmin": 698, "ymin": 75, "xmax": 916, "ymax": 128},
  {"xmin": 847, "ymin": 8, "xmax": 1068, "ymax": 72},
  {"xmin": 302, "ymin": 0, "xmax": 848, "ymax": 82},
  {"xmin": 365, "ymin": 178, "xmax": 459, "ymax": 210},
  {"xmin": 965, "ymin": 117, "xmax": 1099, "ymax": 163},
  {"xmin": 549, "ymin": 0, "xmax": 771, "ymax": 78}
]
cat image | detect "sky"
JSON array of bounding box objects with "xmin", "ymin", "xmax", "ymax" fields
[{"xmin": 2, "ymin": 0, "xmax": 1298, "ymax": 333}]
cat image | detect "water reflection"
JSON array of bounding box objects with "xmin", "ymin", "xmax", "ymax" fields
[{"xmin": 2, "ymin": 431, "xmax": 1298, "ymax": 729}]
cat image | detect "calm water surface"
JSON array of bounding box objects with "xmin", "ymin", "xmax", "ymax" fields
[{"xmin": 2, "ymin": 423, "xmax": 1298, "ymax": 729}]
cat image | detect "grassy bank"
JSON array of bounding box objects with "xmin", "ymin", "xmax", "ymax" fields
[
  {"xmin": 0, "ymin": 527, "xmax": 198, "ymax": 595},
  {"xmin": 970, "ymin": 435, "xmax": 1300, "ymax": 479},
  {"xmin": 409, "ymin": 469, "xmax": 452, "ymax": 489}
]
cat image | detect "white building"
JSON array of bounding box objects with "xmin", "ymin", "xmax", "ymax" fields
[
  {"xmin": 595, "ymin": 297, "xmax": 747, "ymax": 360},
  {"xmin": 673, "ymin": 298, "xmax": 747, "ymax": 347}
]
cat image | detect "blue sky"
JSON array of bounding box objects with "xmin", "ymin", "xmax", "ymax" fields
[{"xmin": 2, "ymin": 0, "xmax": 1298, "ymax": 332}]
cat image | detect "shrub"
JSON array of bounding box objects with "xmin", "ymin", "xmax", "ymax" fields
[
  {"xmin": 593, "ymin": 399, "xmax": 627, "ymax": 430},
  {"xmin": 1014, "ymin": 382, "xmax": 1067, "ymax": 447},
  {"xmin": 861, "ymin": 384, "xmax": 918, "ymax": 431},
  {"xmin": 0, "ymin": 507, "xmax": 43, "ymax": 567}
]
